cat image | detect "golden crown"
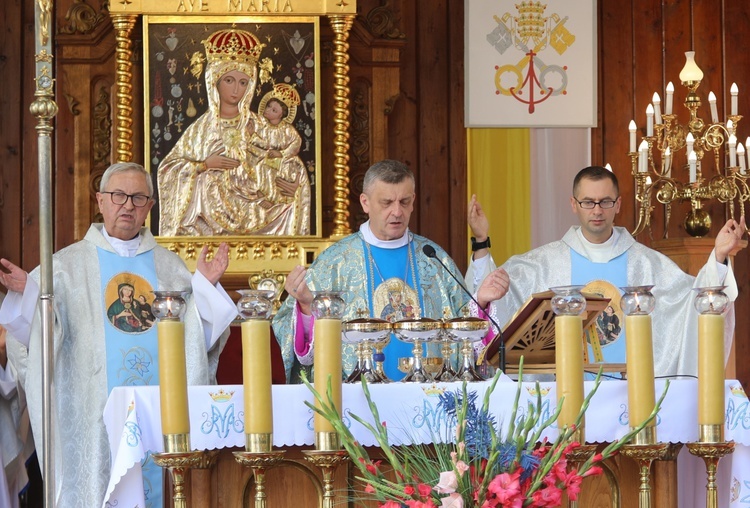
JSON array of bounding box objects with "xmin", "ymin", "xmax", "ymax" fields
[
  {"xmin": 209, "ymin": 388, "xmax": 235, "ymax": 403},
  {"xmin": 421, "ymin": 384, "xmax": 446, "ymax": 397},
  {"xmin": 515, "ymin": 1, "xmax": 546, "ymax": 16},
  {"xmin": 386, "ymin": 279, "xmax": 404, "ymax": 294},
  {"xmin": 203, "ymin": 28, "xmax": 265, "ymax": 66},
  {"xmin": 270, "ymin": 83, "xmax": 301, "ymax": 108}
]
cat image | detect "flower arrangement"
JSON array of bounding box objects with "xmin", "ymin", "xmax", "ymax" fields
[{"xmin": 303, "ymin": 363, "xmax": 668, "ymax": 508}]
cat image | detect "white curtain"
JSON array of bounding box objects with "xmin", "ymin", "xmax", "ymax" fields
[{"xmin": 530, "ymin": 129, "xmax": 591, "ymax": 248}]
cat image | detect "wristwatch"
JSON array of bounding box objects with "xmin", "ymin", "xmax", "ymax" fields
[{"xmin": 471, "ymin": 236, "xmax": 491, "ymax": 251}]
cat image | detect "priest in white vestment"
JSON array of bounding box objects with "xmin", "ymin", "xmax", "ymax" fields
[
  {"xmin": 273, "ymin": 159, "xmax": 510, "ymax": 382},
  {"xmin": 466, "ymin": 166, "xmax": 746, "ymax": 377},
  {"xmin": 0, "ymin": 163, "xmax": 237, "ymax": 507},
  {"xmin": 0, "ymin": 291, "xmax": 32, "ymax": 508}
]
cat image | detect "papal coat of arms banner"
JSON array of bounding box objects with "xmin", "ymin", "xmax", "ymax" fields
[{"xmin": 465, "ymin": 0, "xmax": 597, "ymax": 127}]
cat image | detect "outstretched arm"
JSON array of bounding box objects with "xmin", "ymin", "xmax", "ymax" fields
[
  {"xmin": 196, "ymin": 243, "xmax": 230, "ymax": 286},
  {"xmin": 0, "ymin": 259, "xmax": 28, "ymax": 295},
  {"xmin": 468, "ymin": 194, "xmax": 490, "ymax": 261},
  {"xmin": 714, "ymin": 216, "xmax": 746, "ymax": 264}
]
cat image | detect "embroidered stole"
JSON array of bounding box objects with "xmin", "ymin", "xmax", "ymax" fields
[
  {"xmin": 362, "ymin": 239, "xmax": 424, "ymax": 381},
  {"xmin": 570, "ymin": 249, "xmax": 628, "ymax": 367}
]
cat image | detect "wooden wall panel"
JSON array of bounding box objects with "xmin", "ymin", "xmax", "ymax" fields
[{"xmin": 0, "ymin": 0, "xmax": 24, "ymax": 267}]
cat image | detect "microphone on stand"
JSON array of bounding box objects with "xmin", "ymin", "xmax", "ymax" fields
[{"xmin": 421, "ymin": 244, "xmax": 506, "ymax": 373}]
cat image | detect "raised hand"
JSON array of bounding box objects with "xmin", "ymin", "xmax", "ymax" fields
[
  {"xmin": 0, "ymin": 258, "xmax": 28, "ymax": 294},
  {"xmin": 476, "ymin": 267, "xmax": 510, "ymax": 309},
  {"xmin": 714, "ymin": 216, "xmax": 747, "ymax": 264},
  {"xmin": 284, "ymin": 265, "xmax": 313, "ymax": 315},
  {"xmin": 197, "ymin": 242, "xmax": 230, "ymax": 285}
]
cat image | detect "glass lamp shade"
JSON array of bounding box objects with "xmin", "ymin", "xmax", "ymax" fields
[
  {"xmin": 693, "ymin": 286, "xmax": 729, "ymax": 315},
  {"xmin": 679, "ymin": 51, "xmax": 704, "ymax": 83},
  {"xmin": 310, "ymin": 291, "xmax": 347, "ymax": 319},
  {"xmin": 151, "ymin": 290, "xmax": 189, "ymax": 321},
  {"xmin": 236, "ymin": 289, "xmax": 275, "ymax": 320},
  {"xmin": 620, "ymin": 286, "xmax": 656, "ymax": 315},
  {"xmin": 549, "ymin": 285, "xmax": 586, "ymax": 316}
]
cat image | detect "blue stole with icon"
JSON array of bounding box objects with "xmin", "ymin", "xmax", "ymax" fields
[
  {"xmin": 98, "ymin": 247, "xmax": 163, "ymax": 507},
  {"xmin": 570, "ymin": 249, "xmax": 628, "ymax": 367},
  {"xmin": 362, "ymin": 240, "xmax": 424, "ymax": 381}
]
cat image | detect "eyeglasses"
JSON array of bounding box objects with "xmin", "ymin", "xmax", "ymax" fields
[
  {"xmin": 574, "ymin": 197, "xmax": 618, "ymax": 209},
  {"xmin": 101, "ymin": 191, "xmax": 151, "ymax": 207}
]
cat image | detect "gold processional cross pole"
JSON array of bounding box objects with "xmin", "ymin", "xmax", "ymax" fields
[{"xmin": 31, "ymin": 0, "xmax": 59, "ymax": 506}]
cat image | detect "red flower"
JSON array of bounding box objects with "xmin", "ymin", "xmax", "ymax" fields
[
  {"xmin": 530, "ymin": 483, "xmax": 563, "ymax": 507},
  {"xmin": 417, "ymin": 483, "xmax": 433, "ymax": 498},
  {"xmin": 365, "ymin": 484, "xmax": 376, "ymax": 494},
  {"xmin": 404, "ymin": 485, "xmax": 415, "ymax": 496},
  {"xmin": 487, "ymin": 470, "xmax": 523, "ymax": 507},
  {"xmin": 379, "ymin": 501, "xmax": 401, "ymax": 508}
]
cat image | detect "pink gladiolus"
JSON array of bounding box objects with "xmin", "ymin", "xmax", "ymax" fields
[
  {"xmin": 418, "ymin": 483, "xmax": 433, "ymax": 498},
  {"xmin": 487, "ymin": 470, "xmax": 522, "ymax": 505},
  {"xmin": 531, "ymin": 483, "xmax": 563, "ymax": 507},
  {"xmin": 365, "ymin": 483, "xmax": 376, "ymax": 494},
  {"xmin": 434, "ymin": 471, "xmax": 458, "ymax": 494},
  {"xmin": 404, "ymin": 485, "xmax": 415, "ymax": 496},
  {"xmin": 455, "ymin": 460, "xmax": 469, "ymax": 475},
  {"xmin": 565, "ymin": 473, "xmax": 583, "ymax": 500},
  {"xmin": 380, "ymin": 501, "xmax": 401, "ymax": 508},
  {"xmin": 440, "ymin": 492, "xmax": 464, "ymax": 507},
  {"xmin": 583, "ymin": 466, "xmax": 603, "ymax": 478}
]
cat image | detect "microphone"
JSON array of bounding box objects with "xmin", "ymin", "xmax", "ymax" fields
[{"xmin": 421, "ymin": 244, "xmax": 506, "ymax": 373}]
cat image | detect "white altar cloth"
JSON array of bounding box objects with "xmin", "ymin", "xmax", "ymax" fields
[{"xmin": 102, "ymin": 379, "xmax": 750, "ymax": 507}]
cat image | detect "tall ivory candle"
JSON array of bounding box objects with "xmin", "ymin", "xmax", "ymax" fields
[
  {"xmin": 158, "ymin": 320, "xmax": 190, "ymax": 435},
  {"xmin": 242, "ymin": 320, "xmax": 273, "ymax": 434},
  {"xmin": 313, "ymin": 318, "xmax": 342, "ymax": 434},
  {"xmin": 625, "ymin": 314, "xmax": 656, "ymax": 428},
  {"xmin": 555, "ymin": 315, "xmax": 585, "ymax": 436},
  {"xmin": 698, "ymin": 314, "xmax": 725, "ymax": 425}
]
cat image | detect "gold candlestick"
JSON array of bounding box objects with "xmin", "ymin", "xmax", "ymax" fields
[
  {"xmin": 686, "ymin": 439, "xmax": 735, "ymax": 508},
  {"xmin": 152, "ymin": 436, "xmax": 202, "ymax": 508},
  {"xmin": 234, "ymin": 449, "xmax": 287, "ymax": 508},
  {"xmin": 302, "ymin": 449, "xmax": 350, "ymax": 508},
  {"xmin": 565, "ymin": 444, "xmax": 597, "ymax": 508},
  {"xmin": 620, "ymin": 439, "xmax": 669, "ymax": 508}
]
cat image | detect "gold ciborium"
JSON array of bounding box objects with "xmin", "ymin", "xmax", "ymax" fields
[
  {"xmin": 392, "ymin": 318, "xmax": 443, "ymax": 382},
  {"xmin": 398, "ymin": 356, "xmax": 444, "ymax": 381},
  {"xmin": 443, "ymin": 317, "xmax": 490, "ymax": 382},
  {"xmin": 342, "ymin": 317, "xmax": 392, "ymax": 383}
]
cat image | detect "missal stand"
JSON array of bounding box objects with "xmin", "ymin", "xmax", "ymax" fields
[{"xmin": 479, "ymin": 290, "xmax": 625, "ymax": 375}]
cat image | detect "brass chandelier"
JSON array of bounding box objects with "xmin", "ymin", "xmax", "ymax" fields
[{"xmin": 630, "ymin": 51, "xmax": 747, "ymax": 238}]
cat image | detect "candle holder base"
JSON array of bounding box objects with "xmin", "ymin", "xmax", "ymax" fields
[
  {"xmin": 302, "ymin": 449, "xmax": 350, "ymax": 508},
  {"xmin": 620, "ymin": 442, "xmax": 670, "ymax": 508},
  {"xmin": 686, "ymin": 440, "xmax": 735, "ymax": 508},
  {"xmin": 565, "ymin": 443, "xmax": 597, "ymax": 508},
  {"xmin": 152, "ymin": 450, "xmax": 203, "ymax": 508},
  {"xmin": 234, "ymin": 450, "xmax": 287, "ymax": 508}
]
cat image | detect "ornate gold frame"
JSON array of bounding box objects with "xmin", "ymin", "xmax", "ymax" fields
[{"xmin": 108, "ymin": 1, "xmax": 356, "ymax": 288}]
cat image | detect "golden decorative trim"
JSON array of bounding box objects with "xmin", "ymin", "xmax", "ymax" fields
[
  {"xmin": 328, "ymin": 14, "xmax": 355, "ymax": 238},
  {"xmin": 111, "ymin": 14, "xmax": 137, "ymax": 162},
  {"xmin": 37, "ymin": 0, "xmax": 53, "ymax": 46},
  {"xmin": 60, "ymin": 0, "xmax": 107, "ymax": 35},
  {"xmin": 35, "ymin": 50, "xmax": 53, "ymax": 63}
]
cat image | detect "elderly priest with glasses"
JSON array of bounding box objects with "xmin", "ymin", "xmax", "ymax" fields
[
  {"xmin": 0, "ymin": 162, "xmax": 237, "ymax": 507},
  {"xmin": 465, "ymin": 165, "xmax": 746, "ymax": 378}
]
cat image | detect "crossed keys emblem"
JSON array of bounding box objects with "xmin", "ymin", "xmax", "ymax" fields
[{"xmin": 487, "ymin": 2, "xmax": 576, "ymax": 114}]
